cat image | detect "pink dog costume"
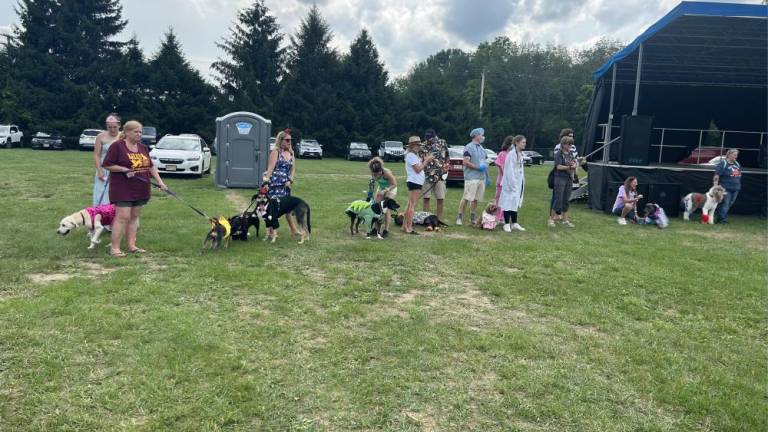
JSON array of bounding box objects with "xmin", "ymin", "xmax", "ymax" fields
[{"xmin": 85, "ymin": 204, "xmax": 116, "ymax": 227}]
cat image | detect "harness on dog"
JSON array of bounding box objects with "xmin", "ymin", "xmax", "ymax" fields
[{"xmin": 210, "ymin": 216, "xmax": 231, "ymax": 238}]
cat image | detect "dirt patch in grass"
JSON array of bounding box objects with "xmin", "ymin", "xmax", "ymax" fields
[
  {"xmin": 28, "ymin": 273, "xmax": 72, "ymax": 284},
  {"xmin": 403, "ymin": 409, "xmax": 437, "ymax": 432},
  {"xmin": 677, "ymin": 229, "xmax": 767, "ymax": 250},
  {"xmin": 393, "ymin": 288, "xmax": 424, "ymax": 304},
  {"xmin": 226, "ymin": 190, "xmax": 252, "ymax": 212},
  {"xmin": 27, "ymin": 262, "xmax": 117, "ymax": 284}
]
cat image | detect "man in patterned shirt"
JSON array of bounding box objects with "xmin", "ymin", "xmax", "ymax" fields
[{"xmin": 421, "ymin": 129, "xmax": 450, "ymax": 221}]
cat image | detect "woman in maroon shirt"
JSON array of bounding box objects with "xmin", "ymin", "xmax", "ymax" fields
[{"xmin": 102, "ymin": 121, "xmax": 167, "ymax": 257}]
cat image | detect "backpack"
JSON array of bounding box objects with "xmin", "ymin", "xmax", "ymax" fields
[{"xmin": 547, "ymin": 168, "xmax": 555, "ymax": 189}]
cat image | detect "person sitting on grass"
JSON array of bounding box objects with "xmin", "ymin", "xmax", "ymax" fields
[{"xmin": 612, "ymin": 176, "xmax": 643, "ymax": 225}]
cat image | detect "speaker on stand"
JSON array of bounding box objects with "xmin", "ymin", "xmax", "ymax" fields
[{"xmin": 619, "ymin": 115, "xmax": 653, "ymax": 166}]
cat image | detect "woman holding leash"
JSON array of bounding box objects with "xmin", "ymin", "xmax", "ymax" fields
[
  {"xmin": 612, "ymin": 176, "xmax": 643, "ymax": 225},
  {"xmin": 713, "ymin": 149, "xmax": 742, "ymax": 224},
  {"xmin": 498, "ymin": 135, "xmax": 527, "ymax": 232},
  {"xmin": 102, "ymin": 121, "xmax": 167, "ymax": 257},
  {"xmin": 92, "ymin": 113, "xmax": 121, "ymax": 206},
  {"xmin": 402, "ymin": 136, "xmax": 434, "ymax": 235},
  {"xmin": 368, "ymin": 156, "xmax": 397, "ymax": 236},
  {"xmin": 265, "ymin": 129, "xmax": 298, "ymax": 235}
]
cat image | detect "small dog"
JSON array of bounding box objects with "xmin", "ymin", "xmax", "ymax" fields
[
  {"xmin": 394, "ymin": 211, "xmax": 447, "ymax": 231},
  {"xmin": 681, "ymin": 185, "xmax": 726, "ymax": 224},
  {"xmin": 346, "ymin": 198, "xmax": 400, "ymax": 238},
  {"xmin": 255, "ymin": 190, "xmax": 312, "ymax": 243},
  {"xmin": 203, "ymin": 216, "xmax": 231, "ymax": 249},
  {"xmin": 229, "ymin": 211, "xmax": 260, "ymax": 241},
  {"xmin": 57, "ymin": 203, "xmax": 116, "ymax": 249},
  {"xmin": 643, "ymin": 203, "xmax": 669, "ymax": 229},
  {"xmin": 477, "ymin": 203, "xmax": 499, "ymax": 230}
]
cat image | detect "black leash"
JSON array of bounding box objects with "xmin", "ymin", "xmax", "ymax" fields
[{"xmin": 133, "ymin": 175, "xmax": 212, "ymax": 219}]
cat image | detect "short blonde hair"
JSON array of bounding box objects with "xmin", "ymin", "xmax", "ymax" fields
[{"xmin": 119, "ymin": 120, "xmax": 142, "ymax": 140}]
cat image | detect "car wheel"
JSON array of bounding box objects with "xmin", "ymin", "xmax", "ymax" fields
[{"xmin": 5, "ymin": 139, "xmax": 11, "ymax": 149}]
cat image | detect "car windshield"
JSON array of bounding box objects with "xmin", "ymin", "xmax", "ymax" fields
[
  {"xmin": 302, "ymin": 140, "xmax": 319, "ymax": 146},
  {"xmin": 156, "ymin": 137, "xmax": 199, "ymax": 151},
  {"xmin": 384, "ymin": 142, "xmax": 402, "ymax": 148},
  {"xmin": 142, "ymin": 127, "xmax": 157, "ymax": 136},
  {"xmin": 83, "ymin": 129, "xmax": 101, "ymax": 136},
  {"xmin": 351, "ymin": 143, "xmax": 368, "ymax": 149},
  {"xmin": 0, "ymin": 126, "xmax": 9, "ymax": 134}
]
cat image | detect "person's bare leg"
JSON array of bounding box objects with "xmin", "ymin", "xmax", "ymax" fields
[
  {"xmin": 436, "ymin": 199, "xmax": 444, "ymax": 221},
  {"xmin": 126, "ymin": 206, "xmax": 143, "ymax": 250},
  {"xmin": 111, "ymin": 207, "xmax": 131, "ymax": 254},
  {"xmin": 458, "ymin": 198, "xmax": 467, "ymax": 215},
  {"xmin": 470, "ymin": 200, "xmax": 478, "ymax": 217},
  {"xmin": 621, "ymin": 203, "xmax": 634, "ymax": 218}
]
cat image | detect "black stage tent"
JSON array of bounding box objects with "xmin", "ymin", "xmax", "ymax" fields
[{"xmin": 583, "ymin": 1, "xmax": 768, "ymax": 216}]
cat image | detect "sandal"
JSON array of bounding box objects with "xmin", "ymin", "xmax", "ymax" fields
[
  {"xmin": 128, "ymin": 248, "xmax": 146, "ymax": 254},
  {"xmin": 110, "ymin": 250, "xmax": 127, "ymax": 257}
]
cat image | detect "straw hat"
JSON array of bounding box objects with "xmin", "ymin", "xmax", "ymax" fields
[{"xmin": 407, "ymin": 136, "xmax": 421, "ymax": 146}]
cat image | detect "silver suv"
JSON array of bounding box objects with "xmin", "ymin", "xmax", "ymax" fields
[{"xmin": 297, "ymin": 139, "xmax": 323, "ymax": 159}]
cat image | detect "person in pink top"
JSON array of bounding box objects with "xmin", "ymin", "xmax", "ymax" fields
[{"xmin": 493, "ymin": 136, "xmax": 514, "ymax": 222}]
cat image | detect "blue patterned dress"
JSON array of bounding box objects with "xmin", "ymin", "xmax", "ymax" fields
[{"xmin": 268, "ymin": 151, "xmax": 293, "ymax": 198}]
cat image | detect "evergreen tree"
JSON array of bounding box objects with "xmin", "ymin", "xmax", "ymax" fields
[
  {"xmin": 147, "ymin": 29, "xmax": 216, "ymax": 140},
  {"xmin": 278, "ymin": 6, "xmax": 343, "ymax": 154},
  {"xmin": 340, "ymin": 29, "xmax": 395, "ymax": 145},
  {"xmin": 212, "ymin": 0, "xmax": 284, "ymax": 116}
]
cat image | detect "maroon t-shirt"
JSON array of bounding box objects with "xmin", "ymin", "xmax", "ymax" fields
[{"xmin": 102, "ymin": 139, "xmax": 153, "ymax": 202}]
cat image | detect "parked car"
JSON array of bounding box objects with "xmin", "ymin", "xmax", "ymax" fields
[
  {"xmin": 150, "ymin": 134, "xmax": 212, "ymax": 177},
  {"xmin": 378, "ymin": 140, "xmax": 405, "ymax": 161},
  {"xmin": 78, "ymin": 128, "xmax": 102, "ymax": 151},
  {"xmin": 211, "ymin": 137, "xmax": 218, "ymax": 155},
  {"xmin": 141, "ymin": 126, "xmax": 158, "ymax": 146},
  {"xmin": 346, "ymin": 142, "xmax": 372, "ymax": 161},
  {"xmin": 297, "ymin": 139, "xmax": 323, "ymax": 158},
  {"xmin": 522, "ymin": 150, "xmax": 544, "ymax": 165},
  {"xmin": 0, "ymin": 124, "xmax": 24, "ymax": 148},
  {"xmin": 31, "ymin": 131, "xmax": 64, "ymax": 150},
  {"xmin": 678, "ymin": 146, "xmax": 725, "ymax": 165},
  {"xmin": 447, "ymin": 146, "xmax": 465, "ymax": 185},
  {"xmin": 485, "ymin": 148, "xmax": 498, "ymax": 164}
]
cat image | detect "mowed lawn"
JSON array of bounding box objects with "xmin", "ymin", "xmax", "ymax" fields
[{"xmin": 0, "ymin": 148, "xmax": 766, "ymax": 431}]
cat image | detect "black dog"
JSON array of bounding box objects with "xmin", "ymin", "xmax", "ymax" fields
[
  {"xmin": 394, "ymin": 211, "xmax": 448, "ymax": 231},
  {"xmin": 256, "ymin": 195, "xmax": 312, "ymax": 244},
  {"xmin": 345, "ymin": 198, "xmax": 400, "ymax": 238},
  {"xmin": 229, "ymin": 211, "xmax": 260, "ymax": 241}
]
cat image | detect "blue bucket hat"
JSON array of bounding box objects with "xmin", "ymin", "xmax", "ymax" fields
[{"xmin": 470, "ymin": 128, "xmax": 485, "ymax": 138}]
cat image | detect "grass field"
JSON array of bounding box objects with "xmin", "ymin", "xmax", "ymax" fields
[{"xmin": 0, "ymin": 148, "xmax": 766, "ymax": 431}]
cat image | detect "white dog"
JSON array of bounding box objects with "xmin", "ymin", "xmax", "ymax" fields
[
  {"xmin": 57, "ymin": 204, "xmax": 116, "ymax": 249},
  {"xmin": 681, "ymin": 185, "xmax": 726, "ymax": 224}
]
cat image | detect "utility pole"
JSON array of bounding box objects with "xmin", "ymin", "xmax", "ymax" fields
[{"xmin": 479, "ymin": 68, "xmax": 486, "ymax": 117}]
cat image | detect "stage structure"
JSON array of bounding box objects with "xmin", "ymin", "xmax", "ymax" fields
[{"xmin": 582, "ymin": 1, "xmax": 767, "ymax": 216}]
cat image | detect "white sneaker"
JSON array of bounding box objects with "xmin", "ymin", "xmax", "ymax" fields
[
  {"xmin": 503, "ymin": 224, "xmax": 512, "ymax": 232},
  {"xmin": 455, "ymin": 216, "xmax": 463, "ymax": 226},
  {"xmin": 563, "ymin": 220, "xmax": 575, "ymax": 228},
  {"xmin": 512, "ymin": 223, "xmax": 526, "ymax": 231},
  {"xmin": 547, "ymin": 219, "xmax": 556, "ymax": 227},
  {"xmin": 617, "ymin": 217, "xmax": 627, "ymax": 225}
]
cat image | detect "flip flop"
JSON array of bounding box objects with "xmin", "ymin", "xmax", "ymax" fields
[
  {"xmin": 110, "ymin": 250, "xmax": 127, "ymax": 258},
  {"xmin": 128, "ymin": 248, "xmax": 146, "ymax": 254}
]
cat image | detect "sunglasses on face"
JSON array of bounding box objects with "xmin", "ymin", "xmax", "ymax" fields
[{"xmin": 283, "ymin": 138, "xmax": 292, "ymax": 142}]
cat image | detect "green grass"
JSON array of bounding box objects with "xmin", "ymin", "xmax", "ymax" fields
[{"xmin": 0, "ymin": 148, "xmax": 766, "ymax": 431}]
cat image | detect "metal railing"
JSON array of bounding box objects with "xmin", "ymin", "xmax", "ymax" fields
[{"xmin": 595, "ymin": 124, "xmax": 765, "ymax": 164}]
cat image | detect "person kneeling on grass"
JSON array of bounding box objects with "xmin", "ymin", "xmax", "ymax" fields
[{"xmin": 612, "ymin": 176, "xmax": 643, "ymax": 225}]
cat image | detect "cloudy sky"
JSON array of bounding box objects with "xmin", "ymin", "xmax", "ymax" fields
[{"xmin": 0, "ymin": 0, "xmax": 759, "ymax": 82}]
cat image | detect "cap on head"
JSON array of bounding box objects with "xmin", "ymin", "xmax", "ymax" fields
[{"xmin": 470, "ymin": 128, "xmax": 485, "ymax": 138}]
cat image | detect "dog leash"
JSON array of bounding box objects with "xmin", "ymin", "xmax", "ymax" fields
[{"xmin": 133, "ymin": 175, "xmax": 212, "ymax": 219}]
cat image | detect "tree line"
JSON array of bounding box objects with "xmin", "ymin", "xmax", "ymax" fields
[{"xmin": 0, "ymin": 0, "xmax": 622, "ymax": 154}]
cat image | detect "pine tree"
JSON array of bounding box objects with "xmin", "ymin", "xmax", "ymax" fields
[
  {"xmin": 277, "ymin": 6, "xmax": 343, "ymax": 153},
  {"xmin": 147, "ymin": 29, "xmax": 216, "ymax": 140},
  {"xmin": 212, "ymin": 0, "xmax": 284, "ymax": 116},
  {"xmin": 341, "ymin": 29, "xmax": 395, "ymax": 145}
]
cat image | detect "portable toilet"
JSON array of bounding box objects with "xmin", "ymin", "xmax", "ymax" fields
[{"xmin": 214, "ymin": 112, "xmax": 271, "ymax": 188}]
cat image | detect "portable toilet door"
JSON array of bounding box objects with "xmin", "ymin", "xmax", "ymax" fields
[{"xmin": 215, "ymin": 112, "xmax": 271, "ymax": 188}]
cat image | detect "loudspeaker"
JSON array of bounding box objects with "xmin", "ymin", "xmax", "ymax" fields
[
  {"xmin": 647, "ymin": 183, "xmax": 680, "ymax": 217},
  {"xmin": 619, "ymin": 115, "xmax": 653, "ymax": 166}
]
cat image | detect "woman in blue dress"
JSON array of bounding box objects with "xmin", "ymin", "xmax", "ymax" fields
[
  {"xmin": 264, "ymin": 129, "xmax": 298, "ymax": 235},
  {"xmin": 92, "ymin": 113, "xmax": 121, "ymax": 206}
]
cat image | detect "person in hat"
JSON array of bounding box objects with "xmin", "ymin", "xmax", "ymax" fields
[
  {"xmin": 403, "ymin": 136, "xmax": 434, "ymax": 235},
  {"xmin": 456, "ymin": 127, "xmax": 488, "ymax": 226},
  {"xmin": 421, "ymin": 129, "xmax": 450, "ymax": 221}
]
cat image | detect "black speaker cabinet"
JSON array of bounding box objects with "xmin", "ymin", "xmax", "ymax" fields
[
  {"xmin": 647, "ymin": 183, "xmax": 680, "ymax": 217},
  {"xmin": 619, "ymin": 115, "xmax": 653, "ymax": 166}
]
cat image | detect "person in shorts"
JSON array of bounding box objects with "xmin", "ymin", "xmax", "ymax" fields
[
  {"xmin": 456, "ymin": 127, "xmax": 488, "ymax": 226},
  {"xmin": 421, "ymin": 129, "xmax": 449, "ymax": 221},
  {"xmin": 403, "ymin": 136, "xmax": 434, "ymax": 235}
]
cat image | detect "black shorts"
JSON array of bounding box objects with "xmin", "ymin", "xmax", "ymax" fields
[
  {"xmin": 407, "ymin": 182, "xmax": 422, "ymax": 191},
  {"xmin": 115, "ymin": 200, "xmax": 148, "ymax": 208}
]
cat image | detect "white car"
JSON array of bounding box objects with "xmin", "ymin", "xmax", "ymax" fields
[
  {"xmin": 297, "ymin": 139, "xmax": 323, "ymax": 158},
  {"xmin": 79, "ymin": 129, "xmax": 102, "ymax": 151},
  {"xmin": 150, "ymin": 134, "xmax": 212, "ymax": 177},
  {"xmin": 485, "ymin": 148, "xmax": 498, "ymax": 164},
  {"xmin": 0, "ymin": 125, "xmax": 24, "ymax": 148}
]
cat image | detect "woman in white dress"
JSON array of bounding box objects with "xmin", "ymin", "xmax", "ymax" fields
[
  {"xmin": 498, "ymin": 135, "xmax": 527, "ymax": 232},
  {"xmin": 92, "ymin": 114, "xmax": 121, "ymax": 206}
]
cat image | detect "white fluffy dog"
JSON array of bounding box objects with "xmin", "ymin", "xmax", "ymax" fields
[
  {"xmin": 57, "ymin": 204, "xmax": 115, "ymax": 249},
  {"xmin": 681, "ymin": 185, "xmax": 726, "ymax": 224}
]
